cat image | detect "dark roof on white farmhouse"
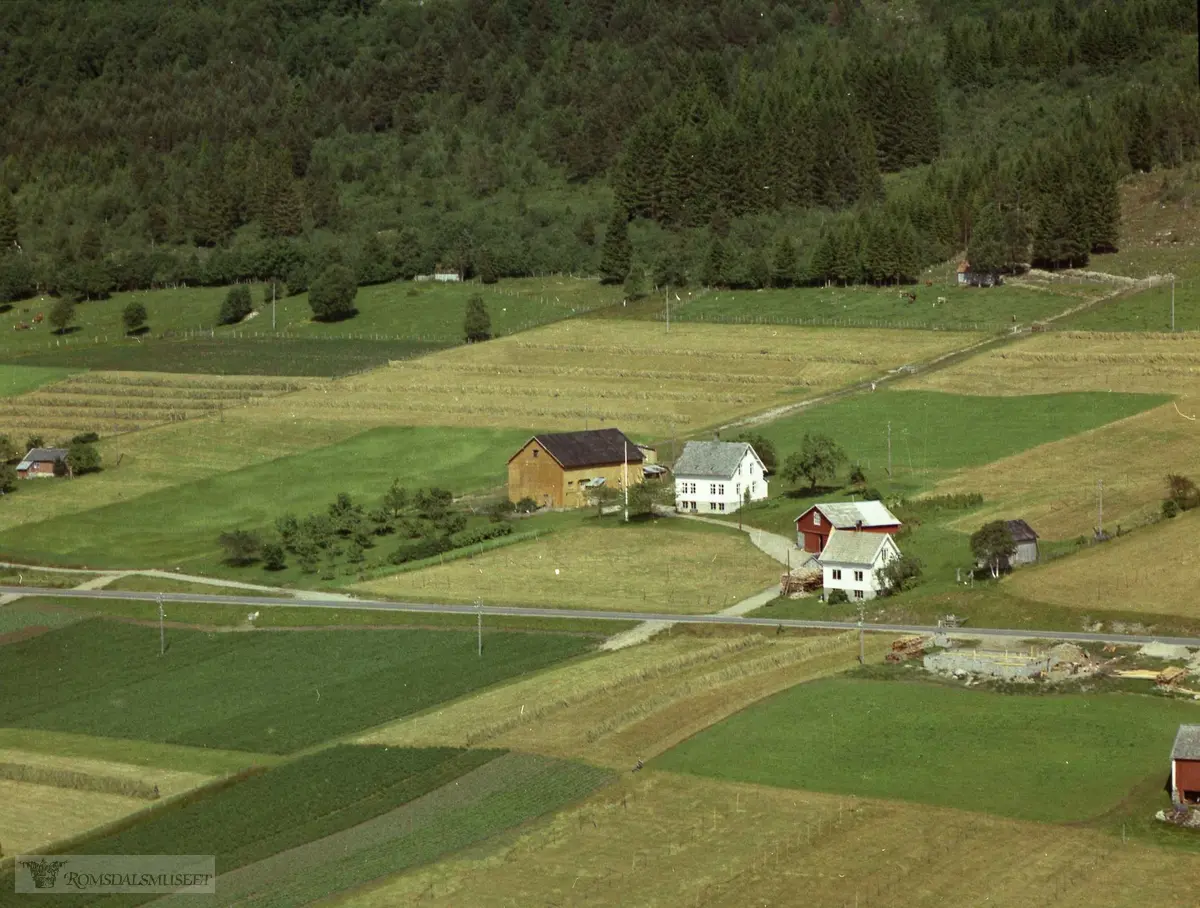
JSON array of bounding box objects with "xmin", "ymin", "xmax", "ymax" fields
[
  {"xmin": 516, "ymin": 429, "xmax": 643, "ymax": 469},
  {"xmin": 17, "ymin": 447, "xmax": 67, "ymax": 469},
  {"xmin": 1005, "ymin": 519, "xmax": 1039, "ymax": 543},
  {"xmin": 1173, "ymin": 725, "xmax": 1200, "ymax": 760},
  {"xmin": 672, "ymin": 441, "xmax": 755, "ymax": 479}
]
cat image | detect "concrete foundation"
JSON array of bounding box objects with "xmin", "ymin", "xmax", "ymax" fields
[{"xmin": 924, "ymin": 649, "xmax": 1052, "ymax": 680}]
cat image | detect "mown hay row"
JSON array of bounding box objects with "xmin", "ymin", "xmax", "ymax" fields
[
  {"xmin": 282, "ymin": 397, "xmax": 694, "ymax": 424},
  {"xmin": 584, "ymin": 633, "xmax": 856, "ymax": 743},
  {"xmin": 395, "ymin": 362, "xmax": 800, "ymax": 386},
  {"xmin": 66, "ymin": 374, "xmax": 312, "ymax": 391},
  {"xmin": 0, "ymin": 762, "xmax": 160, "ymax": 800},
  {"xmin": 360, "ymin": 381, "xmax": 759, "ymax": 405},
  {"xmin": 999, "ymin": 351, "xmax": 1200, "ymax": 365},
  {"xmin": 459, "ymin": 637, "xmax": 773, "ymax": 747},
  {"xmin": 36, "ymin": 386, "xmax": 288, "ymax": 402},
  {"xmin": 511, "ymin": 342, "xmax": 880, "ymax": 365}
]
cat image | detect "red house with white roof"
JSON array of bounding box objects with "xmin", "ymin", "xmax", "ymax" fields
[{"xmin": 795, "ymin": 501, "xmax": 902, "ymax": 554}]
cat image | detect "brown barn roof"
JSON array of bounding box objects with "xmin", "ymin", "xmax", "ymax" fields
[
  {"xmin": 512, "ymin": 429, "xmax": 644, "ymax": 469},
  {"xmin": 1005, "ymin": 519, "xmax": 1039, "ymax": 543}
]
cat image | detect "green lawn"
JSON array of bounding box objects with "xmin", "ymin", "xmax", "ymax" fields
[
  {"xmin": 0, "ymin": 363, "xmax": 77, "ymax": 397},
  {"xmin": 754, "ymin": 390, "xmax": 1166, "ymax": 483},
  {"xmin": 1060, "ymin": 279, "xmax": 1200, "ymax": 332},
  {"xmin": 0, "ymin": 728, "xmax": 276, "ymax": 776},
  {"xmin": 655, "ymin": 678, "xmax": 1200, "ymax": 823},
  {"xmin": 0, "ymin": 277, "xmax": 620, "ymax": 371},
  {"xmin": 620, "ymin": 282, "xmax": 1105, "ymax": 331},
  {"xmin": 31, "ymin": 595, "xmax": 634, "ymax": 636},
  {"xmin": 0, "ymin": 426, "xmax": 528, "ymax": 568},
  {"xmin": 9, "ymin": 337, "xmax": 446, "ymax": 377},
  {"xmin": 0, "ymin": 620, "xmax": 593, "ymax": 753}
]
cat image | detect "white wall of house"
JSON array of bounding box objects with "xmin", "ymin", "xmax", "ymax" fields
[
  {"xmin": 674, "ymin": 450, "xmax": 767, "ymax": 514},
  {"xmin": 1012, "ymin": 540, "xmax": 1038, "ymax": 565},
  {"xmin": 820, "ymin": 539, "xmax": 899, "ymax": 601}
]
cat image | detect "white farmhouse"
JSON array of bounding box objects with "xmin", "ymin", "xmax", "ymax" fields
[
  {"xmin": 673, "ymin": 440, "xmax": 768, "ymax": 514},
  {"xmin": 817, "ymin": 528, "xmax": 902, "ymax": 602}
]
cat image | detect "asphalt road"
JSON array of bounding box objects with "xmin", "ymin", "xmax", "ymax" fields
[{"xmin": 5, "ymin": 585, "xmax": 1200, "ymax": 647}]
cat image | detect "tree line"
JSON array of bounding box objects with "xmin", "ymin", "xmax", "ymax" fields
[{"xmin": 0, "ymin": 0, "xmax": 1196, "ymax": 303}]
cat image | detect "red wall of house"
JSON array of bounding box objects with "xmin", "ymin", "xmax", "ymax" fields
[
  {"xmin": 1176, "ymin": 759, "xmax": 1200, "ymax": 794},
  {"xmin": 794, "ymin": 510, "xmax": 900, "ymax": 553}
]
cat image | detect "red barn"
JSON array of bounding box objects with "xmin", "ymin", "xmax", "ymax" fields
[
  {"xmin": 16, "ymin": 447, "xmax": 68, "ymax": 479},
  {"xmin": 795, "ymin": 501, "xmax": 902, "ymax": 554},
  {"xmin": 1172, "ymin": 725, "xmax": 1200, "ymax": 806}
]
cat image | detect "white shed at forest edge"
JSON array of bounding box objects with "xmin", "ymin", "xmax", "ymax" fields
[{"xmin": 672, "ymin": 440, "xmax": 768, "ymax": 514}]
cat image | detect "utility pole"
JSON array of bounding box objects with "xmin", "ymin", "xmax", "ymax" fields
[
  {"xmin": 886, "ymin": 422, "xmax": 892, "ymax": 478},
  {"xmin": 157, "ymin": 594, "xmax": 165, "ymax": 657},
  {"xmin": 476, "ymin": 599, "xmax": 482, "ymax": 657},
  {"xmin": 1098, "ymin": 478, "xmax": 1104, "ymax": 538},
  {"xmin": 623, "ymin": 440, "xmax": 630, "ymax": 522},
  {"xmin": 272, "ymin": 281, "xmax": 276, "ymax": 331},
  {"xmin": 665, "ymin": 284, "xmax": 670, "ymax": 333},
  {"xmin": 1171, "ymin": 274, "xmax": 1176, "ymax": 331},
  {"xmin": 857, "ymin": 605, "xmax": 865, "ymax": 664}
]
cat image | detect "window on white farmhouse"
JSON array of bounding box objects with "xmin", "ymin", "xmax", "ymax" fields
[
  {"xmin": 854, "ymin": 590, "xmax": 864, "ymax": 600},
  {"xmin": 854, "ymin": 570, "xmax": 864, "ymax": 582},
  {"xmin": 813, "ymin": 512, "xmax": 821, "ymax": 526},
  {"xmin": 736, "ymin": 484, "xmax": 740, "ymax": 496},
  {"xmin": 718, "ymin": 503, "xmax": 725, "ymax": 512},
  {"xmin": 710, "ymin": 483, "xmax": 717, "ymax": 495},
  {"xmin": 710, "ymin": 502, "xmax": 717, "ymax": 511},
  {"xmin": 718, "ymin": 484, "xmax": 725, "ymax": 495},
  {"xmin": 832, "ymin": 569, "xmax": 842, "ymax": 580},
  {"xmin": 690, "ymin": 502, "xmax": 697, "ymax": 510}
]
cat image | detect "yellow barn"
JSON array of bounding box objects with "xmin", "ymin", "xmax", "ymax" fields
[{"xmin": 507, "ymin": 428, "xmax": 647, "ymax": 508}]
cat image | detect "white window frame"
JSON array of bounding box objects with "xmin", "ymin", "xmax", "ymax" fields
[
  {"xmin": 718, "ymin": 502, "xmax": 725, "ymax": 512},
  {"xmin": 832, "ymin": 568, "xmax": 842, "ymax": 580},
  {"xmin": 854, "ymin": 570, "xmax": 864, "ymax": 582},
  {"xmin": 854, "ymin": 590, "xmax": 864, "ymax": 600},
  {"xmin": 718, "ymin": 484, "xmax": 725, "ymax": 495},
  {"xmin": 813, "ymin": 512, "xmax": 821, "ymax": 526},
  {"xmin": 710, "ymin": 483, "xmax": 717, "ymax": 495}
]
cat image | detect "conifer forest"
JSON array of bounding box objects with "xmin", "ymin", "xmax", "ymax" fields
[{"xmin": 0, "ymin": 0, "xmax": 1197, "ymax": 303}]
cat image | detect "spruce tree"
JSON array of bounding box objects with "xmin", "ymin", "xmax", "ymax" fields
[
  {"xmin": 1127, "ymin": 99, "xmax": 1154, "ymax": 172},
  {"xmin": 598, "ymin": 209, "xmax": 631, "ymax": 284},
  {"xmin": 463, "ymin": 294, "xmax": 492, "ymax": 342},
  {"xmin": 702, "ymin": 236, "xmax": 728, "ymax": 288},
  {"xmin": 967, "ymin": 203, "xmax": 1008, "ymax": 276},
  {"xmin": 770, "ymin": 236, "xmax": 798, "ymax": 288},
  {"xmin": 0, "ymin": 192, "xmax": 17, "ymax": 251}
]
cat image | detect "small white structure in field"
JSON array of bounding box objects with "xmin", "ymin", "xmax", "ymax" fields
[
  {"xmin": 817, "ymin": 529, "xmax": 902, "ymax": 602},
  {"xmin": 672, "ymin": 441, "xmax": 768, "ymax": 514}
]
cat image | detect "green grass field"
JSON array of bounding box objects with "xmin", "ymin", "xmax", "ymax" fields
[
  {"xmin": 0, "ymin": 728, "xmax": 275, "ymax": 776},
  {"xmin": 0, "ymin": 620, "xmax": 593, "ymax": 753},
  {"xmin": 29, "ymin": 595, "xmax": 635, "ymax": 636},
  {"xmin": 0, "ymin": 426, "xmax": 528, "ymax": 569},
  {"xmin": 203, "ymin": 753, "xmax": 613, "ymax": 908},
  {"xmin": 754, "ymin": 390, "xmax": 1166, "ymax": 483},
  {"xmin": 0, "ymin": 363, "xmax": 77, "ymax": 396},
  {"xmin": 1059, "ymin": 279, "xmax": 1200, "ymax": 332},
  {"xmin": 656, "ymin": 678, "xmax": 1199, "ymax": 823},
  {"xmin": 0, "ymin": 277, "xmax": 620, "ymax": 372},
  {"xmin": 617, "ymin": 282, "xmax": 1105, "ymax": 331},
  {"xmin": 9, "ymin": 337, "xmax": 448, "ymax": 377}
]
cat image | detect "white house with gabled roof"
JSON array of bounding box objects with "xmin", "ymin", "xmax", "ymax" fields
[
  {"xmin": 673, "ymin": 440, "xmax": 767, "ymax": 514},
  {"xmin": 817, "ymin": 528, "xmax": 902, "ymax": 601}
]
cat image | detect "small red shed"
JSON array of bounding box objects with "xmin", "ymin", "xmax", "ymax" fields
[
  {"xmin": 795, "ymin": 501, "xmax": 902, "ymax": 554},
  {"xmin": 1172, "ymin": 725, "xmax": 1200, "ymax": 805}
]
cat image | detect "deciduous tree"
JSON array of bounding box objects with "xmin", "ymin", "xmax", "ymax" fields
[
  {"xmin": 781, "ymin": 434, "xmax": 847, "ymax": 490},
  {"xmin": 218, "ymin": 285, "xmax": 253, "ymax": 325},
  {"xmin": 122, "ymin": 301, "xmax": 148, "ymax": 334},
  {"xmin": 970, "ymin": 520, "xmax": 1015, "ymax": 578},
  {"xmin": 48, "ymin": 298, "xmax": 75, "ymax": 334},
  {"xmin": 308, "ymin": 265, "xmax": 358, "ymax": 321},
  {"xmin": 218, "ymin": 530, "xmax": 262, "ymax": 566},
  {"xmin": 66, "ymin": 440, "xmax": 101, "ymax": 476}
]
